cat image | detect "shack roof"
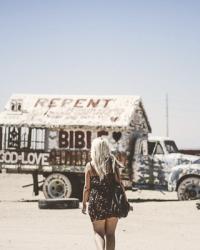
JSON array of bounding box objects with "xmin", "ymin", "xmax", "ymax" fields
[{"xmin": 0, "ymin": 94, "xmax": 151, "ymax": 131}]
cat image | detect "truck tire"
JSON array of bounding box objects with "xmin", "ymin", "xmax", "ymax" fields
[
  {"xmin": 43, "ymin": 173, "xmax": 72, "ymax": 199},
  {"xmin": 177, "ymin": 177, "xmax": 200, "ymax": 200},
  {"xmin": 38, "ymin": 198, "xmax": 79, "ymax": 209}
]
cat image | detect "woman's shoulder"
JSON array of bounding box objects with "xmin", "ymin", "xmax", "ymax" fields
[
  {"xmin": 85, "ymin": 162, "xmax": 99, "ymax": 177},
  {"xmin": 85, "ymin": 162, "xmax": 92, "ymax": 173}
]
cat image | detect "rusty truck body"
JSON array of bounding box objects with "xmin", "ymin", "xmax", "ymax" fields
[
  {"xmin": 0, "ymin": 94, "xmax": 151, "ymax": 199},
  {"xmin": 1, "ymin": 94, "xmax": 200, "ymax": 200}
]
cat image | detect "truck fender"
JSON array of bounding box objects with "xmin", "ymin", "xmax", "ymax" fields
[
  {"xmin": 168, "ymin": 165, "xmax": 200, "ymax": 191},
  {"xmin": 175, "ymin": 174, "xmax": 200, "ymax": 191}
]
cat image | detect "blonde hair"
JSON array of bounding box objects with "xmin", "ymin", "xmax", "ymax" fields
[{"xmin": 91, "ymin": 137, "xmax": 114, "ymax": 179}]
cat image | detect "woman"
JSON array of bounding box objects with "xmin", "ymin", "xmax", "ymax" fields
[{"xmin": 82, "ymin": 137, "xmax": 127, "ymax": 250}]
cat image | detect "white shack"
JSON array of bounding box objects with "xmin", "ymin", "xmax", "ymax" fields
[{"xmin": 0, "ymin": 94, "xmax": 151, "ymax": 199}]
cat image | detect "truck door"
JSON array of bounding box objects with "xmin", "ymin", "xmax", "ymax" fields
[
  {"xmin": 133, "ymin": 137, "xmax": 150, "ymax": 188},
  {"xmin": 150, "ymin": 142, "xmax": 168, "ymax": 187}
]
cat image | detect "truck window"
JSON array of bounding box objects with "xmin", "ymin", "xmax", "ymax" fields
[
  {"xmin": 3, "ymin": 126, "xmax": 45, "ymax": 150},
  {"xmin": 155, "ymin": 143, "xmax": 164, "ymax": 154},
  {"xmin": 164, "ymin": 140, "xmax": 178, "ymax": 153},
  {"xmin": 20, "ymin": 127, "xmax": 30, "ymax": 149},
  {"xmin": 148, "ymin": 142, "xmax": 156, "ymax": 155},
  {"xmin": 30, "ymin": 128, "xmax": 46, "ymax": 150},
  {"xmin": 6, "ymin": 126, "xmax": 21, "ymax": 149}
]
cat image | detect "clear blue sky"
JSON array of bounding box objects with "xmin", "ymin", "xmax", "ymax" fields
[{"xmin": 0, "ymin": 0, "xmax": 200, "ymax": 148}]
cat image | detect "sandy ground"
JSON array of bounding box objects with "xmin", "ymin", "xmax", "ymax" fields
[{"xmin": 0, "ymin": 173, "xmax": 199, "ymax": 250}]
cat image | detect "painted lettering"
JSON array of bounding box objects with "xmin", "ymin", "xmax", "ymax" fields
[
  {"xmin": 34, "ymin": 97, "xmax": 114, "ymax": 109},
  {"xmin": 34, "ymin": 98, "xmax": 49, "ymax": 108},
  {"xmin": 75, "ymin": 131, "xmax": 85, "ymax": 148},
  {"xmin": 103, "ymin": 99, "xmax": 113, "ymax": 108},
  {"xmin": 49, "ymin": 98, "xmax": 61, "ymax": 108},
  {"xmin": 59, "ymin": 131, "xmax": 69, "ymax": 148},
  {"xmin": 87, "ymin": 99, "xmax": 100, "ymax": 108},
  {"xmin": 21, "ymin": 152, "xmax": 28, "ymax": 164},
  {"xmin": 59, "ymin": 130, "xmax": 92, "ymax": 149},
  {"xmin": 69, "ymin": 131, "xmax": 74, "ymax": 148},
  {"xmin": 42, "ymin": 153, "xmax": 49, "ymax": 165},
  {"xmin": 86, "ymin": 131, "xmax": 91, "ymax": 149},
  {"xmin": 0, "ymin": 151, "xmax": 49, "ymax": 165},
  {"xmin": 74, "ymin": 99, "xmax": 87, "ymax": 108},
  {"xmin": 28, "ymin": 153, "xmax": 35, "ymax": 164},
  {"xmin": 61, "ymin": 98, "xmax": 73, "ymax": 107}
]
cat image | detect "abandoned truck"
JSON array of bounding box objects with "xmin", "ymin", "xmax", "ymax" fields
[{"xmin": 0, "ymin": 94, "xmax": 200, "ymax": 200}]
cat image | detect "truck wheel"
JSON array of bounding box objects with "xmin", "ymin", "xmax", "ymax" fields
[
  {"xmin": 43, "ymin": 173, "xmax": 72, "ymax": 199},
  {"xmin": 177, "ymin": 177, "xmax": 200, "ymax": 200}
]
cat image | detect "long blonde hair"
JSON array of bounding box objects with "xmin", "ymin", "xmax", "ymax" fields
[{"xmin": 91, "ymin": 137, "xmax": 117, "ymax": 179}]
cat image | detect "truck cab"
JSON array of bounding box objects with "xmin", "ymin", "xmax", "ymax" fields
[
  {"xmin": 133, "ymin": 136, "xmax": 200, "ymax": 200},
  {"xmin": 148, "ymin": 136, "xmax": 199, "ymax": 168}
]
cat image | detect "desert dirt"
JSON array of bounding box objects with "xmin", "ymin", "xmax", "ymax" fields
[{"xmin": 0, "ymin": 173, "xmax": 199, "ymax": 250}]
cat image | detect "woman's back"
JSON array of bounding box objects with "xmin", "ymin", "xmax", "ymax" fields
[
  {"xmin": 88, "ymin": 160, "xmax": 118, "ymax": 222},
  {"xmin": 82, "ymin": 137, "xmax": 122, "ymax": 250}
]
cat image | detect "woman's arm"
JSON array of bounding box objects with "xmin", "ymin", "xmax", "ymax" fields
[
  {"xmin": 82, "ymin": 163, "xmax": 91, "ymax": 214},
  {"xmin": 115, "ymin": 165, "xmax": 128, "ymax": 201}
]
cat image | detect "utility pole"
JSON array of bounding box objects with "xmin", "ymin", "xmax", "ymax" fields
[{"xmin": 166, "ymin": 93, "xmax": 169, "ymax": 137}]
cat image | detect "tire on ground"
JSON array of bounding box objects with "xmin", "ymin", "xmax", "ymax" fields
[
  {"xmin": 177, "ymin": 176, "xmax": 200, "ymax": 200},
  {"xmin": 38, "ymin": 198, "xmax": 79, "ymax": 209},
  {"xmin": 43, "ymin": 173, "xmax": 72, "ymax": 199}
]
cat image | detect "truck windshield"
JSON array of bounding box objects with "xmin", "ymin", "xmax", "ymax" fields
[{"xmin": 164, "ymin": 140, "xmax": 179, "ymax": 153}]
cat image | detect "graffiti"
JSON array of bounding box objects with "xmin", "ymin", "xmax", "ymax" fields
[
  {"xmin": 34, "ymin": 98, "xmax": 114, "ymax": 109},
  {"xmin": 0, "ymin": 151, "xmax": 49, "ymax": 165},
  {"xmin": 112, "ymin": 132, "xmax": 122, "ymax": 142},
  {"xmin": 135, "ymin": 157, "xmax": 167, "ymax": 188},
  {"xmin": 49, "ymin": 149, "xmax": 127, "ymax": 167},
  {"xmin": 49, "ymin": 149, "xmax": 90, "ymax": 166},
  {"xmin": 59, "ymin": 130, "xmax": 92, "ymax": 149},
  {"xmin": 8, "ymin": 127, "xmax": 21, "ymax": 148},
  {"xmin": 168, "ymin": 165, "xmax": 200, "ymax": 191},
  {"xmin": 59, "ymin": 130, "xmax": 110, "ymax": 149}
]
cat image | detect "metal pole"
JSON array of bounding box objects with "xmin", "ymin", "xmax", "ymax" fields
[{"xmin": 166, "ymin": 93, "xmax": 169, "ymax": 137}]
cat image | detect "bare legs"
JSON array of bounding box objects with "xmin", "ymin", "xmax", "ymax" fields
[
  {"xmin": 105, "ymin": 217, "xmax": 118, "ymax": 250},
  {"xmin": 92, "ymin": 217, "xmax": 118, "ymax": 250},
  {"xmin": 92, "ymin": 220, "xmax": 106, "ymax": 250}
]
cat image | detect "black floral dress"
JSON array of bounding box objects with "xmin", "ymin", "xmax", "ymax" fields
[{"xmin": 88, "ymin": 169, "xmax": 118, "ymax": 222}]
